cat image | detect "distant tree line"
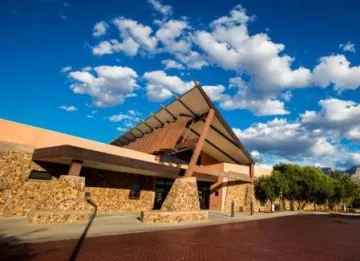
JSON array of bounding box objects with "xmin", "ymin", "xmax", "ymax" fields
[{"xmin": 255, "ymin": 163, "xmax": 360, "ymax": 212}]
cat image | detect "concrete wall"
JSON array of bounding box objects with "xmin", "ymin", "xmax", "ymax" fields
[{"xmin": 0, "ymin": 118, "xmax": 157, "ymax": 163}]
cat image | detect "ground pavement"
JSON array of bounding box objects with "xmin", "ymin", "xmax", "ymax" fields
[{"xmin": 2, "ymin": 214, "xmax": 360, "ymax": 261}]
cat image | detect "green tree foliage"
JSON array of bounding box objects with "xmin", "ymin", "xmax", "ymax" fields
[{"xmin": 255, "ymin": 163, "xmax": 360, "ymax": 211}]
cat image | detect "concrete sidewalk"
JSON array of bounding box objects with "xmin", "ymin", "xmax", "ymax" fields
[{"xmin": 0, "ymin": 211, "xmax": 298, "ymax": 244}]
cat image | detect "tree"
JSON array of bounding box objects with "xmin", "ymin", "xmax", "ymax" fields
[{"xmin": 255, "ymin": 175, "xmax": 277, "ymax": 212}]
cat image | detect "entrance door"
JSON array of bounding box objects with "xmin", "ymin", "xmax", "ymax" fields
[
  {"xmin": 153, "ymin": 178, "xmax": 174, "ymax": 210},
  {"xmin": 197, "ymin": 181, "xmax": 210, "ymax": 209}
]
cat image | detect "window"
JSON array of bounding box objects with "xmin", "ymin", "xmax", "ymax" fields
[
  {"xmin": 28, "ymin": 170, "xmax": 52, "ymax": 181},
  {"xmin": 129, "ymin": 182, "xmax": 141, "ymax": 199}
]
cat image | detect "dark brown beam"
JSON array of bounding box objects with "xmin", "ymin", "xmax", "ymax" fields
[
  {"xmin": 135, "ymin": 127, "xmax": 145, "ymax": 136},
  {"xmin": 190, "ymin": 129, "xmax": 242, "ymax": 165},
  {"xmin": 161, "ymin": 105, "xmax": 176, "ymax": 120},
  {"xmin": 177, "ymin": 98, "xmax": 196, "ymax": 116},
  {"xmin": 185, "ymin": 109, "xmax": 214, "ymax": 177},
  {"xmin": 142, "ymin": 121, "xmax": 154, "ymax": 132},
  {"xmin": 150, "ymin": 113, "xmax": 164, "ymax": 127},
  {"xmin": 186, "ymin": 111, "xmax": 209, "ymax": 127},
  {"xmin": 128, "ymin": 131, "xmax": 138, "ymax": 140},
  {"xmin": 203, "ymin": 120, "xmax": 241, "ymax": 150}
]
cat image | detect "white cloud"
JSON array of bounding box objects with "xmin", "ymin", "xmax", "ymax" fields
[
  {"xmin": 93, "ymin": 21, "xmax": 108, "ymax": 37},
  {"xmin": 60, "ymin": 66, "xmax": 72, "ymax": 73},
  {"xmin": 87, "ymin": 115, "xmax": 94, "ymax": 119},
  {"xmin": 202, "ymin": 85, "xmax": 226, "ymax": 101},
  {"xmin": 113, "ymin": 18, "xmax": 158, "ymax": 52},
  {"xmin": 143, "ymin": 70, "xmax": 194, "ymax": 101},
  {"xmin": 162, "ymin": 59, "xmax": 184, "ymax": 70},
  {"xmin": 68, "ymin": 65, "xmax": 138, "ymax": 107},
  {"xmin": 339, "ymin": 42, "xmax": 356, "ymax": 53},
  {"xmin": 190, "ymin": 5, "xmax": 312, "ymax": 115},
  {"xmin": 301, "ymin": 98, "xmax": 360, "ymax": 141},
  {"xmin": 59, "ymin": 105, "xmax": 78, "ymax": 112},
  {"xmin": 109, "ymin": 114, "xmax": 131, "ymax": 122},
  {"xmin": 109, "ymin": 111, "xmax": 141, "ymax": 123},
  {"xmin": 234, "ymin": 118, "xmax": 335, "ymax": 160},
  {"xmin": 312, "ymin": 54, "xmax": 360, "ymax": 91},
  {"xmin": 216, "ymin": 77, "xmax": 290, "ymax": 116},
  {"xmin": 92, "ymin": 41, "xmax": 114, "ymax": 55},
  {"xmin": 148, "ymin": 0, "xmax": 172, "ymax": 17},
  {"xmin": 128, "ymin": 109, "xmax": 141, "ymax": 116},
  {"xmin": 155, "ymin": 19, "xmax": 190, "ymax": 53},
  {"xmin": 116, "ymin": 127, "xmax": 127, "ymax": 132},
  {"xmin": 250, "ymin": 150, "xmax": 264, "ymax": 163}
]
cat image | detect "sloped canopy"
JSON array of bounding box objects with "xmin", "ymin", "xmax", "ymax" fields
[{"xmin": 111, "ymin": 84, "xmax": 253, "ymax": 166}]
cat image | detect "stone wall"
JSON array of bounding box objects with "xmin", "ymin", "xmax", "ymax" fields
[
  {"xmin": 0, "ymin": 148, "xmax": 44, "ymax": 216},
  {"xmin": 83, "ymin": 168, "xmax": 155, "ymax": 213},
  {"xmin": 223, "ymin": 179, "xmax": 258, "ymax": 212},
  {"xmin": 161, "ymin": 177, "xmax": 200, "ymax": 211},
  {"xmin": 141, "ymin": 210, "xmax": 208, "ymax": 224},
  {"xmin": 0, "ymin": 146, "xmax": 156, "ymax": 221}
]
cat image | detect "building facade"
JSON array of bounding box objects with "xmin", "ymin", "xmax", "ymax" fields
[{"xmin": 0, "ymin": 85, "xmax": 271, "ymax": 224}]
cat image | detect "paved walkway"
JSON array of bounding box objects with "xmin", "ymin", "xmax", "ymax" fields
[
  {"xmin": 0, "ymin": 211, "xmax": 297, "ymax": 243},
  {"xmin": 2, "ymin": 214, "xmax": 360, "ymax": 261}
]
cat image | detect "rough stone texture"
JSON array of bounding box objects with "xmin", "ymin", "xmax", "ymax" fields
[
  {"xmin": 83, "ymin": 169, "xmax": 155, "ymax": 213},
  {"xmin": 141, "ymin": 210, "xmax": 208, "ymax": 224},
  {"xmin": 28, "ymin": 210, "xmax": 89, "ymax": 224},
  {"xmin": 161, "ymin": 177, "xmax": 200, "ymax": 211},
  {"xmin": 224, "ymin": 180, "xmax": 257, "ymax": 212},
  {"xmin": 0, "ymin": 149, "xmax": 45, "ymax": 216}
]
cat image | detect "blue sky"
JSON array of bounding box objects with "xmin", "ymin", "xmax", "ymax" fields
[{"xmin": 1, "ymin": 0, "xmax": 360, "ymax": 169}]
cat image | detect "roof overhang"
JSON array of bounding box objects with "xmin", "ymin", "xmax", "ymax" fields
[
  {"xmin": 111, "ymin": 84, "xmax": 254, "ymax": 165},
  {"xmin": 33, "ymin": 145, "xmax": 252, "ymax": 183}
]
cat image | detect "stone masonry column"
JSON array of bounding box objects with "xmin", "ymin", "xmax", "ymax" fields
[{"xmin": 161, "ymin": 177, "xmax": 200, "ymax": 212}]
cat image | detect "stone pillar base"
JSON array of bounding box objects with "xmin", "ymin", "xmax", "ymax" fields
[
  {"xmin": 141, "ymin": 210, "xmax": 208, "ymax": 224},
  {"xmin": 161, "ymin": 177, "xmax": 200, "ymax": 211},
  {"xmin": 28, "ymin": 210, "xmax": 89, "ymax": 224}
]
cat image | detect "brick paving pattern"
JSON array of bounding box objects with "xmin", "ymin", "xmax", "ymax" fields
[{"xmin": 2, "ymin": 215, "xmax": 360, "ymax": 261}]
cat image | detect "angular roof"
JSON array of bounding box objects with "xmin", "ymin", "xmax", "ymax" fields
[{"xmin": 111, "ymin": 83, "xmax": 253, "ymax": 165}]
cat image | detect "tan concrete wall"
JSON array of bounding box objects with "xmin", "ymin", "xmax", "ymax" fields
[
  {"xmin": 254, "ymin": 166, "xmax": 273, "ymax": 178},
  {"xmin": 0, "ymin": 118, "xmax": 157, "ymax": 163}
]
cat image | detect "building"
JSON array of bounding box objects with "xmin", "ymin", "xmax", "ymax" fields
[{"xmin": 0, "ymin": 84, "xmax": 271, "ymax": 224}]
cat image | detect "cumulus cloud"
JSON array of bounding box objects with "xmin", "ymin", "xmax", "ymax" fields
[
  {"xmin": 68, "ymin": 65, "xmax": 138, "ymax": 107},
  {"xmin": 312, "ymin": 54, "xmax": 360, "ymax": 91},
  {"xmin": 92, "ymin": 41, "xmax": 113, "ymax": 55},
  {"xmin": 143, "ymin": 70, "xmax": 194, "ymax": 101},
  {"xmin": 234, "ymin": 118, "xmax": 335, "ymax": 160},
  {"xmin": 86, "ymin": 4, "xmax": 360, "ymax": 116},
  {"xmin": 59, "ymin": 105, "xmax": 78, "ymax": 112},
  {"xmin": 148, "ymin": 0, "xmax": 172, "ymax": 17},
  {"xmin": 193, "ymin": 5, "xmax": 311, "ymax": 110},
  {"xmin": 301, "ymin": 98, "xmax": 360, "ymax": 141},
  {"xmin": 113, "ymin": 17, "xmax": 158, "ymax": 53},
  {"xmin": 339, "ymin": 42, "xmax": 356, "ymax": 53},
  {"xmin": 93, "ymin": 21, "xmax": 108, "ymax": 37},
  {"xmin": 162, "ymin": 59, "xmax": 185, "ymax": 70}
]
